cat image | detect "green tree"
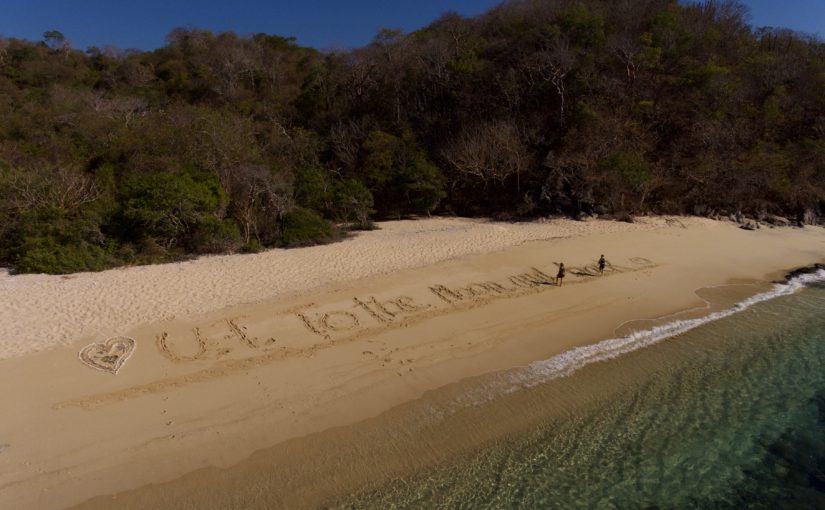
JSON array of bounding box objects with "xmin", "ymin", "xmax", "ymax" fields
[
  {"xmin": 8, "ymin": 207, "xmax": 112, "ymax": 274},
  {"xmin": 43, "ymin": 30, "xmax": 68, "ymax": 52},
  {"xmin": 361, "ymin": 130, "xmax": 444, "ymax": 216},
  {"xmin": 119, "ymin": 169, "xmax": 234, "ymax": 251},
  {"xmin": 280, "ymin": 207, "xmax": 336, "ymax": 247}
]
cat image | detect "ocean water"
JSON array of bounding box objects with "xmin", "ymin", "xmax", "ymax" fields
[{"xmin": 337, "ymin": 273, "xmax": 825, "ymax": 509}]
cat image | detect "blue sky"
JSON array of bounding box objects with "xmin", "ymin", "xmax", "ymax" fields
[{"xmin": 0, "ymin": 0, "xmax": 823, "ymax": 51}]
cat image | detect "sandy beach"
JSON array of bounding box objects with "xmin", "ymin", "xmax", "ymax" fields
[
  {"xmin": 1, "ymin": 216, "xmax": 824, "ymax": 509},
  {"xmin": 0, "ymin": 217, "xmax": 671, "ymax": 360}
]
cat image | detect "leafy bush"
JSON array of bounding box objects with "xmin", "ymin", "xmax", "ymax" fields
[
  {"xmin": 240, "ymin": 239, "xmax": 263, "ymax": 253},
  {"xmin": 9, "ymin": 207, "xmax": 114, "ymax": 274},
  {"xmin": 14, "ymin": 241, "xmax": 111, "ymax": 274},
  {"xmin": 280, "ymin": 207, "xmax": 335, "ymax": 247},
  {"xmin": 294, "ymin": 166, "xmax": 333, "ymax": 212},
  {"xmin": 119, "ymin": 169, "xmax": 228, "ymax": 249},
  {"xmin": 333, "ymin": 179, "xmax": 374, "ymax": 227},
  {"xmin": 186, "ymin": 216, "xmax": 240, "ymax": 253},
  {"xmin": 295, "ymin": 167, "xmax": 374, "ymax": 226},
  {"xmin": 600, "ymin": 153, "xmax": 652, "ymax": 189},
  {"xmin": 395, "ymin": 156, "xmax": 445, "ymax": 216},
  {"xmin": 361, "ymin": 130, "xmax": 444, "ymax": 217}
]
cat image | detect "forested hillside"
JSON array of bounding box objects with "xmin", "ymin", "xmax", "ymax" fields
[{"xmin": 1, "ymin": 0, "xmax": 824, "ymax": 274}]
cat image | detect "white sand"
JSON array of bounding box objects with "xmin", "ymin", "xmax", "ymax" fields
[{"xmin": 0, "ymin": 217, "xmax": 683, "ymax": 359}]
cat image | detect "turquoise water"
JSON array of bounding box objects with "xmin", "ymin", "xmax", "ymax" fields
[{"xmin": 338, "ymin": 279, "xmax": 825, "ymax": 509}]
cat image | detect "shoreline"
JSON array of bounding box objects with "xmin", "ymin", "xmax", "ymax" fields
[
  {"xmin": 73, "ymin": 267, "xmax": 825, "ymax": 509},
  {"xmin": 1, "ymin": 217, "xmax": 824, "ymax": 509}
]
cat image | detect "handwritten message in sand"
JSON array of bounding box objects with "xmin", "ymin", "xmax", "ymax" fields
[
  {"xmin": 148, "ymin": 260, "xmax": 652, "ymax": 364},
  {"xmin": 65, "ymin": 258, "xmax": 654, "ymax": 408},
  {"xmin": 71, "ymin": 257, "xmax": 654, "ymax": 412}
]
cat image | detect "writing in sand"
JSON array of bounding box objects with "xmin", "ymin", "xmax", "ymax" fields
[{"xmin": 78, "ymin": 258, "xmax": 653, "ymax": 375}]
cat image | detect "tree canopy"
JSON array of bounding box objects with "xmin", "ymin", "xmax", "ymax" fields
[{"xmin": 1, "ymin": 0, "xmax": 824, "ymax": 273}]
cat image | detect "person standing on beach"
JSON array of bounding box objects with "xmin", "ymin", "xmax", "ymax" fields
[
  {"xmin": 556, "ymin": 263, "xmax": 566, "ymax": 286},
  {"xmin": 598, "ymin": 255, "xmax": 606, "ymax": 275}
]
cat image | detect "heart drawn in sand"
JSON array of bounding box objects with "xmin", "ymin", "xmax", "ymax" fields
[{"xmin": 77, "ymin": 336, "xmax": 136, "ymax": 375}]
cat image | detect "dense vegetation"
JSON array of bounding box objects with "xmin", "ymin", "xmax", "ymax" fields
[{"xmin": 1, "ymin": 0, "xmax": 824, "ymax": 273}]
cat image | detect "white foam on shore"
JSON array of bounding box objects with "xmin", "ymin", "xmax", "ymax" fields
[
  {"xmin": 448, "ymin": 269, "xmax": 825, "ymax": 409},
  {"xmin": 524, "ymin": 269, "xmax": 825, "ymax": 380}
]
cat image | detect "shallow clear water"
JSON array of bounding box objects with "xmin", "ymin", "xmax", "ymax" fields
[{"xmin": 338, "ymin": 281, "xmax": 825, "ymax": 509}]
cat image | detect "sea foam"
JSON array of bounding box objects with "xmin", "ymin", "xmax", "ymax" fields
[
  {"xmin": 447, "ymin": 268, "xmax": 825, "ymax": 409},
  {"xmin": 523, "ymin": 269, "xmax": 825, "ymax": 382}
]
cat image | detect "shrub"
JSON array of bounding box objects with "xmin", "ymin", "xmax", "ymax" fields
[
  {"xmin": 119, "ymin": 169, "xmax": 229, "ymax": 250},
  {"xmin": 295, "ymin": 167, "xmax": 375, "ymax": 226},
  {"xmin": 600, "ymin": 152, "xmax": 652, "ymax": 189},
  {"xmin": 14, "ymin": 241, "xmax": 111, "ymax": 274},
  {"xmin": 186, "ymin": 216, "xmax": 240, "ymax": 253},
  {"xmin": 397, "ymin": 156, "xmax": 445, "ymax": 215},
  {"xmin": 294, "ymin": 166, "xmax": 333, "ymax": 212},
  {"xmin": 333, "ymin": 179, "xmax": 374, "ymax": 227},
  {"xmin": 280, "ymin": 207, "xmax": 335, "ymax": 247},
  {"xmin": 10, "ymin": 207, "xmax": 114, "ymax": 274},
  {"xmin": 240, "ymin": 239, "xmax": 263, "ymax": 253},
  {"xmin": 361, "ymin": 130, "xmax": 444, "ymax": 217}
]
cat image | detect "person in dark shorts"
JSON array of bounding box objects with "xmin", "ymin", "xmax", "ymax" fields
[
  {"xmin": 598, "ymin": 255, "xmax": 606, "ymax": 275},
  {"xmin": 556, "ymin": 263, "xmax": 566, "ymax": 286}
]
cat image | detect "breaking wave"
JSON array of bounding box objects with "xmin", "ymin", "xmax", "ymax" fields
[{"xmin": 447, "ymin": 268, "xmax": 825, "ymax": 409}]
